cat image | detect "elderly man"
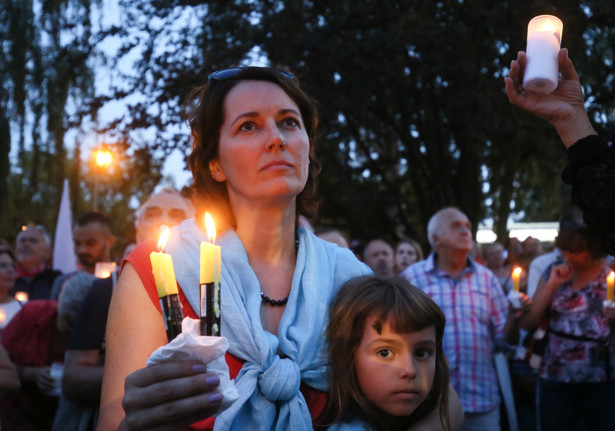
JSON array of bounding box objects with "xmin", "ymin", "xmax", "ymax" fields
[
  {"xmin": 363, "ymin": 238, "xmax": 395, "ymax": 279},
  {"xmin": 401, "ymin": 207, "xmax": 524, "ymax": 431},
  {"xmin": 12, "ymin": 224, "xmax": 61, "ymax": 300},
  {"xmin": 58, "ymin": 188, "xmax": 194, "ymax": 427}
]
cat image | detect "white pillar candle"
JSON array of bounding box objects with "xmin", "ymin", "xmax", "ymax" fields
[{"xmin": 523, "ymin": 15, "xmax": 563, "ymax": 94}]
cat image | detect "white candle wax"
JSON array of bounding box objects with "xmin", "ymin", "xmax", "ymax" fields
[{"xmin": 523, "ymin": 15, "xmax": 563, "ymax": 94}]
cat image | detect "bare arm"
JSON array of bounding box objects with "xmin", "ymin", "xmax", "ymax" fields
[
  {"xmin": 502, "ymin": 292, "xmax": 532, "ymax": 345},
  {"xmin": 62, "ymin": 349, "xmax": 104, "ymax": 402},
  {"xmin": 0, "ymin": 344, "xmax": 20, "ymax": 398},
  {"xmin": 520, "ymin": 262, "xmax": 571, "ymax": 330},
  {"xmin": 505, "ymin": 48, "xmax": 596, "ymax": 148},
  {"xmin": 97, "ymin": 263, "xmax": 221, "ymax": 431}
]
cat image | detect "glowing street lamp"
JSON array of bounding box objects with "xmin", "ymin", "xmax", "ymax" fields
[{"xmin": 92, "ymin": 148, "xmax": 113, "ymax": 210}]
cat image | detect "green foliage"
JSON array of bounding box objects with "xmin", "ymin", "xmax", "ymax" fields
[{"xmin": 2, "ymin": 0, "xmax": 615, "ymax": 254}]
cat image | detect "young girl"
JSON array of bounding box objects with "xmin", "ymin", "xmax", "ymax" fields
[{"xmin": 319, "ymin": 275, "xmax": 451, "ymax": 431}]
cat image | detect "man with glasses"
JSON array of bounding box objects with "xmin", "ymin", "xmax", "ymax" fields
[{"xmin": 12, "ymin": 224, "xmax": 62, "ymax": 300}]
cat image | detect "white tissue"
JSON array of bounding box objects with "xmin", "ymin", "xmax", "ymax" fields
[{"xmin": 146, "ymin": 317, "xmax": 239, "ymax": 412}]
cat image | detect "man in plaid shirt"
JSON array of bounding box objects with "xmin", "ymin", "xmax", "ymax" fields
[{"xmin": 401, "ymin": 207, "xmax": 522, "ymax": 431}]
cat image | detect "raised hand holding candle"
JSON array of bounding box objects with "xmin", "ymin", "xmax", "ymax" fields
[
  {"xmin": 200, "ymin": 213, "xmax": 221, "ymax": 336},
  {"xmin": 523, "ymin": 15, "xmax": 563, "ymax": 94},
  {"xmin": 150, "ymin": 225, "xmax": 183, "ymax": 342}
]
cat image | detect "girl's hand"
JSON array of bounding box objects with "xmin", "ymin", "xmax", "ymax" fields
[
  {"xmin": 504, "ymin": 48, "xmax": 596, "ymax": 148},
  {"xmin": 121, "ymin": 360, "xmax": 222, "ymax": 431},
  {"xmin": 604, "ymin": 304, "xmax": 615, "ymax": 321}
]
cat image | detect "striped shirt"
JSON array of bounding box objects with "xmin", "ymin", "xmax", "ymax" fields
[{"xmin": 401, "ymin": 253, "xmax": 509, "ymax": 413}]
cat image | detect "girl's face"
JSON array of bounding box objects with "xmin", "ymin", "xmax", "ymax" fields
[
  {"xmin": 395, "ymin": 243, "xmax": 418, "ymax": 271},
  {"xmin": 0, "ymin": 253, "xmax": 15, "ymax": 291},
  {"xmin": 354, "ymin": 316, "xmax": 436, "ymax": 419},
  {"xmin": 212, "ymin": 80, "xmax": 310, "ymax": 209}
]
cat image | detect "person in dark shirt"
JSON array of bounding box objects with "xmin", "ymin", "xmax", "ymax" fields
[{"xmin": 506, "ymin": 48, "xmax": 615, "ymax": 259}]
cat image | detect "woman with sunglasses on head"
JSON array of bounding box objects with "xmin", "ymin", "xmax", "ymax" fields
[
  {"xmin": 519, "ymin": 210, "xmax": 615, "ymax": 431},
  {"xmin": 99, "ymin": 67, "xmax": 461, "ymax": 431}
]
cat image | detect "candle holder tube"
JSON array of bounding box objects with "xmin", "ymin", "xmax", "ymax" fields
[
  {"xmin": 199, "ymin": 281, "xmax": 221, "ymax": 336},
  {"xmin": 160, "ymin": 293, "xmax": 183, "ymax": 342},
  {"xmin": 523, "ymin": 15, "xmax": 563, "ymax": 94}
]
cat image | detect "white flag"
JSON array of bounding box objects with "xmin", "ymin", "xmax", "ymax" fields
[{"xmin": 53, "ymin": 179, "xmax": 77, "ymax": 273}]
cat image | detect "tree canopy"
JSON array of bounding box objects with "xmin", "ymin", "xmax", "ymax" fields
[{"xmin": 2, "ymin": 0, "xmax": 614, "ymax": 253}]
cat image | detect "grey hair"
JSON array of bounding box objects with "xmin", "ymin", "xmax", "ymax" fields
[
  {"xmin": 18, "ymin": 225, "xmax": 52, "ymax": 247},
  {"xmin": 135, "ymin": 187, "xmax": 195, "ymax": 226},
  {"xmin": 58, "ymin": 272, "xmax": 97, "ymax": 332},
  {"xmin": 426, "ymin": 207, "xmax": 461, "ymax": 249}
]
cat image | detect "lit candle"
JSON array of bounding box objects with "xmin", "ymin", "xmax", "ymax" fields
[
  {"xmin": 523, "ymin": 15, "xmax": 563, "ymax": 94},
  {"xmin": 512, "ymin": 266, "xmax": 522, "ymax": 293},
  {"xmin": 0, "ymin": 309, "xmax": 6, "ymax": 327},
  {"xmin": 150, "ymin": 225, "xmax": 183, "ymax": 342},
  {"xmin": 94, "ymin": 262, "xmax": 117, "ymax": 278},
  {"xmin": 15, "ymin": 292, "xmax": 28, "ymax": 303},
  {"xmin": 199, "ymin": 213, "xmax": 221, "ymax": 336},
  {"xmin": 607, "ymin": 271, "xmax": 614, "ymax": 303}
]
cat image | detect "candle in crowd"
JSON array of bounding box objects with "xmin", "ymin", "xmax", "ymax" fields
[
  {"xmin": 199, "ymin": 213, "xmax": 221, "ymax": 336},
  {"xmin": 150, "ymin": 225, "xmax": 183, "ymax": 342},
  {"xmin": 512, "ymin": 266, "xmax": 522, "ymax": 293},
  {"xmin": 94, "ymin": 262, "xmax": 117, "ymax": 278},
  {"xmin": 607, "ymin": 271, "xmax": 614, "ymax": 303},
  {"xmin": 15, "ymin": 292, "xmax": 28, "ymax": 303},
  {"xmin": 523, "ymin": 15, "xmax": 563, "ymax": 94}
]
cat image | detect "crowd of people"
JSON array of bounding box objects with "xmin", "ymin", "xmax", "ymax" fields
[{"xmin": 0, "ymin": 47, "xmax": 613, "ymax": 431}]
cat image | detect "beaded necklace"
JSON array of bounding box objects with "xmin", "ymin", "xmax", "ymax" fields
[{"xmin": 259, "ymin": 232, "xmax": 299, "ymax": 307}]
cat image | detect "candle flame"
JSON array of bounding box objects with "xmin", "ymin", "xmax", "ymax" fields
[
  {"xmin": 157, "ymin": 225, "xmax": 170, "ymax": 252},
  {"xmin": 0, "ymin": 309, "xmax": 5, "ymax": 323},
  {"xmin": 512, "ymin": 266, "xmax": 522, "ymax": 277},
  {"xmin": 15, "ymin": 292, "xmax": 28, "ymax": 302},
  {"xmin": 538, "ymin": 22, "xmax": 556, "ymax": 32},
  {"xmin": 205, "ymin": 213, "xmax": 216, "ymax": 243},
  {"xmin": 608, "ymin": 272, "xmax": 615, "ymax": 284}
]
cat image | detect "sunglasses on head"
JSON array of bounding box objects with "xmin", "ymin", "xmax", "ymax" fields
[{"xmin": 207, "ymin": 67, "xmax": 295, "ymax": 83}]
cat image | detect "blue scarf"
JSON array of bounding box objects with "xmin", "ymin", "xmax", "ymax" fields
[{"xmin": 166, "ymin": 219, "xmax": 370, "ymax": 430}]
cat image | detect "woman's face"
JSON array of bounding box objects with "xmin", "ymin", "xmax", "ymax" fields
[
  {"xmin": 0, "ymin": 253, "xmax": 15, "ymax": 291},
  {"xmin": 395, "ymin": 243, "xmax": 418, "ymax": 271},
  {"xmin": 212, "ymin": 80, "xmax": 310, "ymax": 209}
]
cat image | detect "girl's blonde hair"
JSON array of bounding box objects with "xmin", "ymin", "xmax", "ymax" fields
[{"xmin": 318, "ymin": 275, "xmax": 449, "ymax": 431}]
